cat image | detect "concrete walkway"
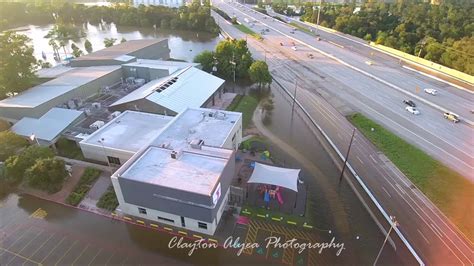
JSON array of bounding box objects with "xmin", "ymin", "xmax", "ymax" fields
[
  {"xmin": 79, "ymin": 173, "xmax": 112, "ymax": 216},
  {"xmin": 56, "ymin": 156, "xmax": 112, "ymax": 173}
]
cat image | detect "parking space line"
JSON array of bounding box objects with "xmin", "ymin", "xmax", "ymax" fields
[
  {"xmin": 25, "ymin": 233, "xmax": 55, "ymax": 266},
  {"xmin": 39, "ymin": 236, "xmax": 66, "ymax": 264},
  {"xmin": 71, "ymin": 244, "xmax": 89, "ymax": 266},
  {"xmin": 0, "ymin": 247, "xmax": 42, "ymax": 266},
  {"xmin": 87, "ymin": 248, "xmax": 102, "ymax": 266},
  {"xmin": 1, "ymin": 226, "xmax": 34, "ymax": 253},
  {"xmin": 104, "ymin": 250, "xmax": 116, "ymax": 265},
  {"xmin": 6, "ymin": 229, "xmax": 44, "ymax": 265},
  {"xmin": 54, "ymin": 240, "xmax": 77, "ymax": 266}
]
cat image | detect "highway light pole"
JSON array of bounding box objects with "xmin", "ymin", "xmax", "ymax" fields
[
  {"xmin": 374, "ymin": 216, "xmax": 398, "ymax": 265},
  {"xmin": 338, "ymin": 128, "xmax": 355, "ymax": 185},
  {"xmin": 315, "ymin": 0, "xmax": 322, "ymax": 35}
]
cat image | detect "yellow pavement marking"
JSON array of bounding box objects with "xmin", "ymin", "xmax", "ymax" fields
[
  {"xmin": 164, "ymin": 227, "xmax": 173, "ymax": 231},
  {"xmin": 87, "ymin": 248, "xmax": 103, "ymax": 266},
  {"xmin": 150, "ymin": 224, "xmax": 159, "ymax": 228},
  {"xmin": 30, "ymin": 208, "xmax": 47, "ymax": 219},
  {"xmin": 123, "ymin": 217, "xmax": 132, "ymax": 221},
  {"xmin": 256, "ymin": 214, "xmax": 266, "ymax": 218},
  {"xmin": 0, "ymin": 247, "xmax": 42, "ymax": 266},
  {"xmin": 54, "ymin": 240, "xmax": 77, "ymax": 266},
  {"xmin": 208, "ymin": 238, "xmax": 218, "ymax": 244},
  {"xmin": 193, "ymin": 234, "xmax": 202, "ymax": 239},
  {"xmin": 178, "ymin": 231, "xmax": 187, "ymax": 235},
  {"xmin": 303, "ymin": 223, "xmax": 313, "ymax": 229},
  {"xmin": 40, "ymin": 236, "xmax": 66, "ymax": 264},
  {"xmin": 71, "ymin": 244, "xmax": 89, "ymax": 266},
  {"xmin": 271, "ymin": 217, "xmax": 283, "ymax": 221},
  {"xmin": 136, "ymin": 220, "xmax": 145, "ymax": 224},
  {"xmin": 286, "ymin": 221, "xmax": 297, "ymax": 225},
  {"xmin": 24, "ymin": 233, "xmax": 55, "ymax": 266}
]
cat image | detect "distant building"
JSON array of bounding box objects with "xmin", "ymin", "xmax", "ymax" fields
[
  {"xmin": 109, "ymin": 65, "xmax": 225, "ymax": 116},
  {"xmin": 111, "ymin": 107, "xmax": 242, "ymax": 235},
  {"xmin": 0, "ymin": 66, "xmax": 122, "ymax": 122},
  {"xmin": 132, "ymin": 0, "xmax": 184, "ymax": 8},
  {"xmin": 70, "ymin": 39, "xmax": 170, "ymax": 67}
]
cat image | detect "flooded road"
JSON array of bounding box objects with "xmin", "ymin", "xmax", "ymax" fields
[{"xmin": 13, "ymin": 22, "xmax": 222, "ymax": 64}]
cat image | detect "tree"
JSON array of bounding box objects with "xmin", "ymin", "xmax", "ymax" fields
[
  {"xmin": 4, "ymin": 145, "xmax": 54, "ymax": 183},
  {"xmin": 25, "ymin": 158, "xmax": 67, "ymax": 193},
  {"xmin": 0, "ymin": 131, "xmax": 29, "ymax": 161},
  {"xmin": 70, "ymin": 43, "xmax": 83, "ymax": 58},
  {"xmin": 248, "ymin": 60, "xmax": 272, "ymax": 89},
  {"xmin": 120, "ymin": 37, "xmax": 127, "ymax": 43},
  {"xmin": 194, "ymin": 50, "xmax": 215, "ymax": 72},
  {"xmin": 84, "ymin": 39, "xmax": 93, "ymax": 53},
  {"xmin": 103, "ymin": 38, "xmax": 117, "ymax": 48},
  {"xmin": 0, "ymin": 32, "xmax": 38, "ymax": 98}
]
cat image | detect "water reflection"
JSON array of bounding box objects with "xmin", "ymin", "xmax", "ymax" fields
[{"xmin": 13, "ymin": 22, "xmax": 223, "ymax": 65}]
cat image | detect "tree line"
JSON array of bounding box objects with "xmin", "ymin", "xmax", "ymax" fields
[
  {"xmin": 268, "ymin": 0, "xmax": 473, "ymax": 75},
  {"xmin": 0, "ymin": 0, "xmax": 219, "ymax": 34}
]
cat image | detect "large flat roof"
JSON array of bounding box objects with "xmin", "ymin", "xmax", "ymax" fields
[
  {"xmin": 11, "ymin": 108, "xmax": 84, "ymax": 142},
  {"xmin": 151, "ymin": 107, "xmax": 242, "ymax": 150},
  {"xmin": 0, "ymin": 66, "xmax": 121, "ymax": 108},
  {"xmin": 110, "ymin": 67, "xmax": 224, "ymax": 113},
  {"xmin": 123, "ymin": 59, "xmax": 199, "ymax": 73},
  {"xmin": 121, "ymin": 146, "xmax": 232, "ymax": 195},
  {"xmin": 73, "ymin": 39, "xmax": 166, "ymax": 62},
  {"xmin": 81, "ymin": 110, "xmax": 172, "ymax": 152}
]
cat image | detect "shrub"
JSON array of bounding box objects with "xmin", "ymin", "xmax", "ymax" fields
[
  {"xmin": 97, "ymin": 186, "xmax": 119, "ymax": 211},
  {"xmin": 65, "ymin": 167, "xmax": 101, "ymax": 206}
]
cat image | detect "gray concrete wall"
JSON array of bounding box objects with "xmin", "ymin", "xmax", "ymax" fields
[{"xmin": 128, "ymin": 40, "xmax": 170, "ymax": 60}]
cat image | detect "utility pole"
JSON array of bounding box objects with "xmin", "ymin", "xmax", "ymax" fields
[
  {"xmin": 338, "ymin": 128, "xmax": 355, "ymax": 185},
  {"xmin": 292, "ymin": 79, "xmax": 298, "ymax": 111},
  {"xmin": 315, "ymin": 0, "xmax": 322, "ymax": 36},
  {"xmin": 230, "ymin": 52, "xmax": 236, "ymax": 83},
  {"xmin": 374, "ymin": 216, "xmax": 398, "ymax": 265}
]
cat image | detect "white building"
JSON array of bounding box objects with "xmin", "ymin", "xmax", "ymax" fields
[
  {"xmin": 133, "ymin": 0, "xmax": 184, "ymax": 8},
  {"xmin": 111, "ymin": 107, "xmax": 242, "ymax": 235}
]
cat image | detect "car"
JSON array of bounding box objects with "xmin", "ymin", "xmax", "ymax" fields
[
  {"xmin": 279, "ymin": 42, "xmax": 284, "ymax": 46},
  {"xmin": 365, "ymin": 61, "xmax": 373, "ymax": 65},
  {"xmin": 316, "ymin": 37, "xmax": 321, "ymax": 41},
  {"xmin": 292, "ymin": 46, "xmax": 297, "ymax": 51},
  {"xmin": 290, "ymin": 30, "xmax": 295, "ymax": 34},
  {"xmin": 308, "ymin": 53, "xmax": 314, "ymax": 59},
  {"xmin": 424, "ymin": 88, "xmax": 438, "ymax": 95},
  {"xmin": 265, "ymin": 28, "xmax": 270, "ymax": 32},
  {"xmin": 403, "ymin": 100, "xmax": 416, "ymax": 107},
  {"xmin": 443, "ymin": 112, "xmax": 460, "ymax": 123},
  {"xmin": 405, "ymin": 106, "xmax": 420, "ymax": 115}
]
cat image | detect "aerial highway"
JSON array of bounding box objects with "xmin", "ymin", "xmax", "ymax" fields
[
  {"xmin": 215, "ymin": 1, "xmax": 474, "ymax": 182},
  {"xmin": 212, "ymin": 1, "xmax": 474, "ymax": 264}
]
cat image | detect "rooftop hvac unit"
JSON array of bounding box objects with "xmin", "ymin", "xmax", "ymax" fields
[
  {"xmin": 74, "ymin": 98, "xmax": 84, "ymax": 108},
  {"xmin": 89, "ymin": 120, "xmax": 105, "ymax": 130},
  {"xmin": 101, "ymin": 86, "xmax": 110, "ymax": 94},
  {"xmin": 125, "ymin": 77, "xmax": 135, "ymax": 84},
  {"xmin": 67, "ymin": 100, "xmax": 76, "ymax": 109},
  {"xmin": 190, "ymin": 139, "xmax": 204, "ymax": 150},
  {"xmin": 135, "ymin": 78, "xmax": 146, "ymax": 87},
  {"xmin": 84, "ymin": 108, "xmax": 92, "ymax": 116},
  {"xmin": 160, "ymin": 142, "xmax": 170, "ymax": 149},
  {"xmin": 170, "ymin": 150, "xmax": 182, "ymax": 160},
  {"xmin": 111, "ymin": 111, "xmax": 121, "ymax": 118},
  {"xmin": 92, "ymin": 102, "xmax": 101, "ymax": 109}
]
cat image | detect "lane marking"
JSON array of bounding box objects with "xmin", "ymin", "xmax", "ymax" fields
[
  {"xmin": 87, "ymin": 248, "xmax": 102, "ymax": 266},
  {"xmin": 356, "ymin": 156, "xmax": 364, "ymax": 165},
  {"xmin": 54, "ymin": 240, "xmax": 77, "ymax": 266},
  {"xmin": 402, "ymin": 66, "xmax": 473, "ymax": 94},
  {"xmin": 381, "ymin": 186, "xmax": 391, "ymax": 198},
  {"xmin": 418, "ymin": 230, "xmax": 431, "ymax": 244},
  {"xmin": 71, "ymin": 244, "xmax": 89, "ymax": 266},
  {"xmin": 25, "ymin": 233, "xmax": 55, "ymax": 266},
  {"xmin": 39, "ymin": 236, "xmax": 66, "ymax": 263},
  {"xmin": 0, "ymin": 247, "xmax": 42, "ymax": 266}
]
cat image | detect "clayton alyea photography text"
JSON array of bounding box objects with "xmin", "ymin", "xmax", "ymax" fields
[{"xmin": 168, "ymin": 236, "xmax": 345, "ymax": 256}]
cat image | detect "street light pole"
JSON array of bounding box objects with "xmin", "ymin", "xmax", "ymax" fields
[
  {"xmin": 315, "ymin": 0, "xmax": 322, "ymax": 35},
  {"xmin": 98, "ymin": 138, "xmax": 112, "ymax": 173},
  {"xmin": 374, "ymin": 216, "xmax": 398, "ymax": 265},
  {"xmin": 292, "ymin": 79, "xmax": 298, "ymax": 111},
  {"xmin": 338, "ymin": 128, "xmax": 355, "ymax": 185}
]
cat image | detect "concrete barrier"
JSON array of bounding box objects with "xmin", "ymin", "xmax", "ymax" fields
[{"xmin": 370, "ymin": 42, "xmax": 474, "ymax": 85}]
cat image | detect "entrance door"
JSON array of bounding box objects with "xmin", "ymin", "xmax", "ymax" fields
[{"xmin": 181, "ymin": 216, "xmax": 185, "ymax": 227}]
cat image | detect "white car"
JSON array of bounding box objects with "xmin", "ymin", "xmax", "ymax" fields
[
  {"xmin": 424, "ymin": 88, "xmax": 438, "ymax": 95},
  {"xmin": 292, "ymin": 46, "xmax": 297, "ymax": 51},
  {"xmin": 405, "ymin": 106, "xmax": 420, "ymax": 115}
]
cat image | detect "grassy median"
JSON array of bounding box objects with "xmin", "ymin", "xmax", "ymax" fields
[
  {"xmin": 234, "ymin": 24, "xmax": 263, "ymax": 40},
  {"xmin": 227, "ymin": 95, "xmax": 259, "ymax": 129},
  {"xmin": 348, "ymin": 113, "xmax": 474, "ymax": 241}
]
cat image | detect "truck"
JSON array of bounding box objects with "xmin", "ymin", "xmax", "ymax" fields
[{"xmin": 443, "ymin": 112, "xmax": 460, "ymax": 123}]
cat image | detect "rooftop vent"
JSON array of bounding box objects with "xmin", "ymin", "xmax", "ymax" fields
[
  {"xmin": 170, "ymin": 150, "xmax": 182, "ymax": 160},
  {"xmin": 190, "ymin": 139, "xmax": 204, "ymax": 150}
]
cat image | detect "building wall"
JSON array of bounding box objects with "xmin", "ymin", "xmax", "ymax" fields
[
  {"xmin": 70, "ymin": 59, "xmax": 136, "ymax": 68},
  {"xmin": 109, "ymin": 98, "xmax": 178, "ymax": 116},
  {"xmin": 122, "ymin": 66, "xmax": 170, "ymax": 81},
  {"xmin": 79, "ymin": 142, "xmax": 135, "ymax": 165},
  {"xmin": 128, "ymin": 40, "xmax": 171, "ymax": 61},
  {"xmin": 221, "ymin": 114, "xmax": 243, "ymax": 150}
]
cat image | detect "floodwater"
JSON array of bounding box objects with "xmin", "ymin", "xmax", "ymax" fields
[{"xmin": 12, "ymin": 22, "xmax": 223, "ymax": 64}]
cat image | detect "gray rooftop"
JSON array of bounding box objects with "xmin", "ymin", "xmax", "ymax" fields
[
  {"xmin": 151, "ymin": 107, "xmax": 242, "ymax": 150},
  {"xmin": 0, "ymin": 66, "xmax": 121, "ymax": 108},
  {"xmin": 73, "ymin": 39, "xmax": 166, "ymax": 62},
  {"xmin": 121, "ymin": 146, "xmax": 232, "ymax": 195},
  {"xmin": 81, "ymin": 110, "xmax": 173, "ymax": 152},
  {"xmin": 11, "ymin": 108, "xmax": 84, "ymax": 142}
]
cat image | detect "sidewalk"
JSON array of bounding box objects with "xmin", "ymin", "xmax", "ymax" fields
[{"xmin": 79, "ymin": 173, "xmax": 112, "ymax": 215}]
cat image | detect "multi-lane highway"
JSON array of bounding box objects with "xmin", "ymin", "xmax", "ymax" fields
[
  {"xmin": 215, "ymin": 1, "xmax": 474, "ymax": 182},
  {"xmin": 212, "ymin": 1, "xmax": 474, "ymax": 264}
]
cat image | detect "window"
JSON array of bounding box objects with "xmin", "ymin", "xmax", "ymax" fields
[
  {"xmin": 198, "ymin": 222, "xmax": 207, "ymax": 229},
  {"xmin": 158, "ymin": 216, "xmax": 174, "ymax": 223},
  {"xmin": 181, "ymin": 216, "xmax": 186, "ymax": 227},
  {"xmin": 107, "ymin": 156, "xmax": 121, "ymax": 165},
  {"xmin": 232, "ymin": 133, "xmax": 236, "ymax": 141},
  {"xmin": 138, "ymin": 207, "xmax": 147, "ymax": 215}
]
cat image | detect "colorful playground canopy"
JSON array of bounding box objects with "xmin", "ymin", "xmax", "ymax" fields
[{"xmin": 248, "ymin": 163, "xmax": 300, "ymax": 192}]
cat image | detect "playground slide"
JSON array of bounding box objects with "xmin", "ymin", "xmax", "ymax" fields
[{"xmin": 276, "ymin": 191, "xmax": 283, "ymax": 205}]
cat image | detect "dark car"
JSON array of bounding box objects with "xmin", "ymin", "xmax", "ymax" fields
[{"xmin": 403, "ymin": 100, "xmax": 416, "ymax": 107}]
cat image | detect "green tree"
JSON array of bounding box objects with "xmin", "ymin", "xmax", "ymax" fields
[
  {"xmin": 84, "ymin": 39, "xmax": 93, "ymax": 53},
  {"xmin": 4, "ymin": 145, "xmax": 54, "ymax": 183},
  {"xmin": 25, "ymin": 158, "xmax": 67, "ymax": 193},
  {"xmin": 103, "ymin": 38, "xmax": 117, "ymax": 48},
  {"xmin": 0, "ymin": 131, "xmax": 29, "ymax": 161},
  {"xmin": 194, "ymin": 50, "xmax": 215, "ymax": 72},
  {"xmin": 248, "ymin": 60, "xmax": 272, "ymax": 89},
  {"xmin": 120, "ymin": 37, "xmax": 127, "ymax": 43},
  {"xmin": 71, "ymin": 43, "xmax": 83, "ymax": 58},
  {"xmin": 0, "ymin": 32, "xmax": 38, "ymax": 98}
]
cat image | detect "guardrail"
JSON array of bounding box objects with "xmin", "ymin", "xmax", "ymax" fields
[{"xmin": 272, "ymin": 77, "xmax": 425, "ymax": 266}]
